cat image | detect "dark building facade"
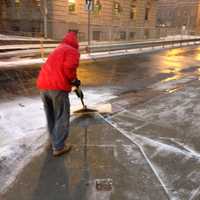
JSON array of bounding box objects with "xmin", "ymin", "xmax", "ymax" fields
[
  {"xmin": 157, "ymin": 0, "xmax": 200, "ymax": 34},
  {"xmin": 0, "ymin": 0, "xmax": 158, "ymax": 40},
  {"xmin": 0, "ymin": 0, "xmax": 43, "ymax": 36},
  {"xmin": 47, "ymin": 0, "xmax": 158, "ymax": 40}
]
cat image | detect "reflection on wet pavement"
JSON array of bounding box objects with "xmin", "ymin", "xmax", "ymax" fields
[
  {"xmin": 165, "ymin": 88, "xmax": 179, "ymax": 94},
  {"xmin": 1, "ymin": 46, "xmax": 200, "ymax": 100}
]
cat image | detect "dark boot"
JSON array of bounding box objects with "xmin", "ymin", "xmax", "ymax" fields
[{"xmin": 53, "ymin": 145, "xmax": 72, "ymax": 157}]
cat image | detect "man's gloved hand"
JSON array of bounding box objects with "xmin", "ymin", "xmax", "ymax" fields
[{"xmin": 71, "ymin": 79, "xmax": 81, "ymax": 87}]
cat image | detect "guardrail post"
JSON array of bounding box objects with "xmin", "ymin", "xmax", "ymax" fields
[{"xmin": 40, "ymin": 38, "xmax": 45, "ymax": 60}]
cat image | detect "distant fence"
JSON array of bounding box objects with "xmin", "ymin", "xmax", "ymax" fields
[
  {"xmin": 86, "ymin": 38, "xmax": 200, "ymax": 53},
  {"xmin": 0, "ymin": 37, "xmax": 200, "ymax": 57}
]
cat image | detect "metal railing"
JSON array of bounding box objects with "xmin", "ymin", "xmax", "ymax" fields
[
  {"xmin": 85, "ymin": 38, "xmax": 200, "ymax": 53},
  {"xmin": 0, "ymin": 37, "xmax": 200, "ymax": 60}
]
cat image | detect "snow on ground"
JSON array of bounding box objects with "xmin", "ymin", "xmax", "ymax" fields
[
  {"xmin": 0, "ymin": 43, "xmax": 57, "ymax": 51},
  {"xmin": 162, "ymin": 35, "xmax": 200, "ymax": 40},
  {"xmin": 107, "ymin": 84, "xmax": 200, "ymax": 199},
  {"xmin": 0, "ymin": 89, "xmax": 116, "ymax": 193},
  {"xmin": 0, "ymin": 97, "xmax": 45, "ymax": 193},
  {"xmin": 0, "ymin": 34, "xmax": 53, "ymax": 41},
  {"xmin": 110, "ymin": 122, "xmax": 200, "ymax": 199}
]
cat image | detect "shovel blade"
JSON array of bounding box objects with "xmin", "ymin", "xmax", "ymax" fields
[{"xmin": 71, "ymin": 103, "xmax": 112, "ymax": 115}]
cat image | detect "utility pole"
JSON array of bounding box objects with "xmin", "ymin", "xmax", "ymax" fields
[
  {"xmin": 88, "ymin": 8, "xmax": 91, "ymax": 47},
  {"xmin": 186, "ymin": 13, "xmax": 191, "ymax": 35},
  {"xmin": 43, "ymin": 0, "xmax": 48, "ymax": 38},
  {"xmin": 85, "ymin": 0, "xmax": 93, "ymax": 48}
]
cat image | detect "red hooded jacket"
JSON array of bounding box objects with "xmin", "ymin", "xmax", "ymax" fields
[{"xmin": 37, "ymin": 32, "xmax": 80, "ymax": 92}]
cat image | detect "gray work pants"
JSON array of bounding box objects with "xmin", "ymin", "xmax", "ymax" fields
[{"xmin": 41, "ymin": 90, "xmax": 70, "ymax": 150}]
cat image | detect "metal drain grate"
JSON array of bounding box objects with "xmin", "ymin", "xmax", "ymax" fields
[{"xmin": 96, "ymin": 179, "xmax": 113, "ymax": 191}]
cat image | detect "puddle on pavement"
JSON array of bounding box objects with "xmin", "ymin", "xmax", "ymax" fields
[{"xmin": 156, "ymin": 48, "xmax": 200, "ymax": 84}]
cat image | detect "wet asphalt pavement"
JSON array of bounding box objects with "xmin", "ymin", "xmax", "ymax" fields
[
  {"xmin": 2, "ymin": 46, "xmax": 200, "ymax": 199},
  {"xmin": 1, "ymin": 46, "xmax": 200, "ymax": 99}
]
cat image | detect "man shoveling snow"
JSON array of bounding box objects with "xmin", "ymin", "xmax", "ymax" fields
[{"xmin": 37, "ymin": 32, "xmax": 81, "ymax": 157}]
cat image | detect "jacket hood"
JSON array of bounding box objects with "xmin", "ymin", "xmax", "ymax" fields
[{"xmin": 62, "ymin": 32, "xmax": 79, "ymax": 49}]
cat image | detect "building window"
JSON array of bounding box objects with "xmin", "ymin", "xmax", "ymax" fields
[
  {"xmin": 33, "ymin": 0, "xmax": 41, "ymax": 7},
  {"xmin": 145, "ymin": 1, "xmax": 151, "ymax": 21},
  {"xmin": 93, "ymin": 31, "xmax": 101, "ymax": 41},
  {"xmin": 15, "ymin": 0, "xmax": 20, "ymax": 8},
  {"xmin": 12, "ymin": 25, "xmax": 20, "ymax": 31},
  {"xmin": 145, "ymin": 29, "xmax": 149, "ymax": 39},
  {"xmin": 129, "ymin": 32, "xmax": 135, "ymax": 39},
  {"xmin": 68, "ymin": 0, "xmax": 76, "ymax": 13},
  {"xmin": 78, "ymin": 32, "xmax": 85, "ymax": 41},
  {"xmin": 145, "ymin": 7, "xmax": 149, "ymax": 21},
  {"xmin": 93, "ymin": 0, "xmax": 102, "ymax": 15},
  {"xmin": 15, "ymin": 0, "xmax": 21, "ymax": 18},
  {"xmin": 15, "ymin": 0, "xmax": 20, "ymax": 5},
  {"xmin": 130, "ymin": 0, "xmax": 137, "ymax": 20},
  {"xmin": 120, "ymin": 31, "xmax": 126, "ymax": 40},
  {"xmin": 113, "ymin": 2, "xmax": 121, "ymax": 16},
  {"xmin": 5, "ymin": 1, "xmax": 12, "ymax": 7}
]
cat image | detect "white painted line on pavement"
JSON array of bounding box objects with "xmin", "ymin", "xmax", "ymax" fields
[{"xmin": 98, "ymin": 113, "xmax": 172, "ymax": 200}]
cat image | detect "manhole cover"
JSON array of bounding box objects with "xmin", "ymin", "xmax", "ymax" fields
[{"xmin": 96, "ymin": 179, "xmax": 113, "ymax": 191}]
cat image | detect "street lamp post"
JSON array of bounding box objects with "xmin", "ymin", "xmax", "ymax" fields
[
  {"xmin": 40, "ymin": 0, "xmax": 48, "ymax": 38},
  {"xmin": 187, "ymin": 14, "xmax": 191, "ymax": 35},
  {"xmin": 43, "ymin": 0, "xmax": 48, "ymax": 38},
  {"xmin": 86, "ymin": 0, "xmax": 93, "ymax": 50},
  {"xmin": 88, "ymin": 7, "xmax": 91, "ymax": 47}
]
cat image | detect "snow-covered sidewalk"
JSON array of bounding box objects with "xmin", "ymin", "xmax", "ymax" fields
[{"xmin": 0, "ymin": 89, "xmax": 116, "ymax": 193}]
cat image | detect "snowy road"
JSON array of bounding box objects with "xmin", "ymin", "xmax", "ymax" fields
[{"xmin": 1, "ymin": 46, "xmax": 200, "ymax": 199}]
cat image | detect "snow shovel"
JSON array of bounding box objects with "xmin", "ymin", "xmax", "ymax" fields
[{"xmin": 72, "ymin": 87, "xmax": 112, "ymax": 115}]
